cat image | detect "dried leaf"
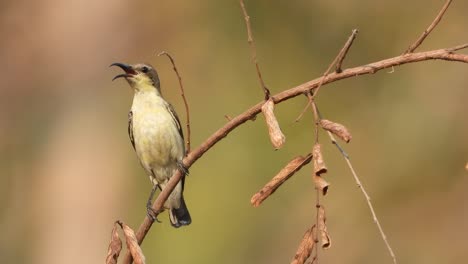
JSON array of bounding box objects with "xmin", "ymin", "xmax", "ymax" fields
[
  {"xmin": 262, "ymin": 98, "xmax": 286, "ymax": 149},
  {"xmin": 318, "ymin": 206, "xmax": 332, "ymax": 249},
  {"xmin": 313, "ymin": 175, "xmax": 330, "ymax": 196},
  {"xmin": 251, "ymin": 154, "xmax": 312, "ymax": 207},
  {"xmin": 105, "ymin": 222, "xmax": 122, "ymax": 264},
  {"xmin": 290, "ymin": 225, "xmax": 315, "ymax": 264},
  {"xmin": 121, "ymin": 222, "xmax": 146, "ymax": 264},
  {"xmin": 319, "ymin": 119, "xmax": 352, "ymax": 143},
  {"xmin": 312, "ymin": 143, "xmax": 327, "ymax": 176}
]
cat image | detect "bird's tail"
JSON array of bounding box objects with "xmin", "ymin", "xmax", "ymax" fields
[{"xmin": 169, "ymin": 196, "xmax": 191, "ymax": 228}]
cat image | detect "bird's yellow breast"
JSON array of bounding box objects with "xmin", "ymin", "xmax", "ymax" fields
[{"xmin": 131, "ymin": 90, "xmax": 184, "ymax": 181}]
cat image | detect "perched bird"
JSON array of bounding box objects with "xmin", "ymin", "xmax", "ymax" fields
[{"xmin": 111, "ymin": 62, "xmax": 191, "ymax": 228}]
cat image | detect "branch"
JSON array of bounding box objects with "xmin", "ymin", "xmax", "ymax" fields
[
  {"xmin": 158, "ymin": 51, "xmax": 192, "ymax": 153},
  {"xmin": 239, "ymin": 0, "xmax": 270, "ymax": 98},
  {"xmin": 405, "ymin": 0, "xmax": 453, "ymax": 53},
  {"xmin": 122, "ymin": 46, "xmax": 467, "ymax": 264}
]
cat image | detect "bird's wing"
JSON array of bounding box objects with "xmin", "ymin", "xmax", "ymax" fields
[
  {"xmin": 166, "ymin": 103, "xmax": 185, "ymax": 144},
  {"xmin": 128, "ymin": 111, "xmax": 136, "ymax": 151},
  {"xmin": 165, "ymin": 103, "xmax": 187, "ymax": 190}
]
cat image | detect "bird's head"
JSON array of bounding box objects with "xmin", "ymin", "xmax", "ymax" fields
[{"xmin": 111, "ymin": 62, "xmax": 161, "ymax": 93}]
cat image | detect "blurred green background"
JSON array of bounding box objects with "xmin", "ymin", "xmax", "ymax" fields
[{"xmin": 1, "ymin": 0, "xmax": 467, "ymax": 263}]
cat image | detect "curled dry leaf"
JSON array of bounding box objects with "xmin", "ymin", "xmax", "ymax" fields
[
  {"xmin": 312, "ymin": 143, "xmax": 327, "ymax": 176},
  {"xmin": 318, "ymin": 206, "xmax": 332, "ymax": 249},
  {"xmin": 319, "ymin": 119, "xmax": 352, "ymax": 143},
  {"xmin": 121, "ymin": 222, "xmax": 146, "ymax": 264},
  {"xmin": 105, "ymin": 222, "xmax": 122, "ymax": 264},
  {"xmin": 251, "ymin": 154, "xmax": 312, "ymax": 207},
  {"xmin": 313, "ymin": 174, "xmax": 330, "ymax": 196},
  {"xmin": 290, "ymin": 225, "xmax": 315, "ymax": 264},
  {"xmin": 261, "ymin": 98, "xmax": 286, "ymax": 149}
]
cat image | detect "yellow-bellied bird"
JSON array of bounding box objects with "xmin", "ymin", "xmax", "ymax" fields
[{"xmin": 111, "ymin": 62, "xmax": 191, "ymax": 228}]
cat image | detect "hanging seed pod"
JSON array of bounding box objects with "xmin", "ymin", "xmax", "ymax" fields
[
  {"xmin": 105, "ymin": 222, "xmax": 122, "ymax": 264},
  {"xmin": 251, "ymin": 154, "xmax": 312, "ymax": 207},
  {"xmin": 318, "ymin": 206, "xmax": 332, "ymax": 249},
  {"xmin": 262, "ymin": 97, "xmax": 286, "ymax": 149},
  {"xmin": 319, "ymin": 119, "xmax": 352, "ymax": 143},
  {"xmin": 312, "ymin": 143, "xmax": 327, "ymax": 176},
  {"xmin": 313, "ymin": 174, "xmax": 330, "ymax": 196},
  {"xmin": 121, "ymin": 222, "xmax": 146, "ymax": 264},
  {"xmin": 290, "ymin": 225, "xmax": 316, "ymax": 264}
]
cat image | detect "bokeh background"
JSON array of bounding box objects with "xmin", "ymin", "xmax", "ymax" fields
[{"xmin": 1, "ymin": 0, "xmax": 467, "ymax": 263}]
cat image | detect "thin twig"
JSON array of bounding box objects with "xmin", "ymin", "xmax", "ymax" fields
[
  {"xmin": 326, "ymin": 131, "xmax": 397, "ymax": 264},
  {"xmin": 294, "ymin": 93, "xmax": 313, "ymax": 122},
  {"xmin": 121, "ymin": 47, "xmax": 468, "ymax": 264},
  {"xmin": 446, "ymin": 43, "xmax": 468, "ymax": 52},
  {"xmin": 158, "ymin": 51, "xmax": 192, "ymax": 153},
  {"xmin": 335, "ymin": 29, "xmax": 359, "ymax": 73},
  {"xmin": 294, "ymin": 29, "xmax": 360, "ymax": 124},
  {"xmin": 240, "ymin": 0, "xmax": 270, "ymax": 99},
  {"xmin": 313, "ymin": 190, "xmax": 320, "ymax": 263},
  {"xmin": 311, "ymin": 29, "xmax": 360, "ymax": 100},
  {"xmin": 405, "ymin": 0, "xmax": 453, "ymax": 54}
]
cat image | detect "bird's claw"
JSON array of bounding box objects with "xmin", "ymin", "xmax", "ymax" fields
[
  {"xmin": 146, "ymin": 206, "xmax": 163, "ymax": 223},
  {"xmin": 177, "ymin": 161, "xmax": 189, "ymax": 176}
]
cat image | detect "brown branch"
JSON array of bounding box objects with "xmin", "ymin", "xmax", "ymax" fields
[
  {"xmin": 326, "ymin": 131, "xmax": 397, "ymax": 264},
  {"xmin": 122, "ymin": 46, "xmax": 467, "ymax": 264},
  {"xmin": 405, "ymin": 0, "xmax": 453, "ymax": 54},
  {"xmin": 158, "ymin": 51, "xmax": 192, "ymax": 153},
  {"xmin": 295, "ymin": 29, "xmax": 360, "ymax": 123},
  {"xmin": 239, "ymin": 0, "xmax": 270, "ymax": 99},
  {"xmin": 335, "ymin": 29, "xmax": 359, "ymax": 73},
  {"xmin": 311, "ymin": 29, "xmax": 360, "ymax": 100}
]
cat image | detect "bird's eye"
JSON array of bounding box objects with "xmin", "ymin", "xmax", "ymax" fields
[{"xmin": 141, "ymin": 66, "xmax": 149, "ymax": 73}]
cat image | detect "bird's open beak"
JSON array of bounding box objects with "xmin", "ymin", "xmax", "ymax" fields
[{"xmin": 110, "ymin": 62, "xmax": 137, "ymax": 81}]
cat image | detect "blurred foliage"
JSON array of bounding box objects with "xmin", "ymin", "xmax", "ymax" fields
[{"xmin": 0, "ymin": 0, "xmax": 467, "ymax": 263}]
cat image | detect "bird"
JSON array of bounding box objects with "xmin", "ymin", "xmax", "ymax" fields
[{"xmin": 111, "ymin": 62, "xmax": 191, "ymax": 228}]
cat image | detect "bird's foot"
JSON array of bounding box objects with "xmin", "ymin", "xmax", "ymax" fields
[
  {"xmin": 177, "ymin": 161, "xmax": 189, "ymax": 176},
  {"xmin": 146, "ymin": 206, "xmax": 163, "ymax": 223}
]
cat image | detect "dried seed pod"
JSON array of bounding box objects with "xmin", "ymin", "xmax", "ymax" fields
[
  {"xmin": 313, "ymin": 174, "xmax": 330, "ymax": 196},
  {"xmin": 290, "ymin": 225, "xmax": 316, "ymax": 264},
  {"xmin": 319, "ymin": 119, "xmax": 352, "ymax": 143},
  {"xmin": 312, "ymin": 143, "xmax": 327, "ymax": 176},
  {"xmin": 318, "ymin": 206, "xmax": 332, "ymax": 249},
  {"xmin": 251, "ymin": 154, "xmax": 312, "ymax": 207},
  {"xmin": 121, "ymin": 222, "xmax": 146, "ymax": 264},
  {"xmin": 105, "ymin": 222, "xmax": 122, "ymax": 264},
  {"xmin": 262, "ymin": 98, "xmax": 286, "ymax": 149}
]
